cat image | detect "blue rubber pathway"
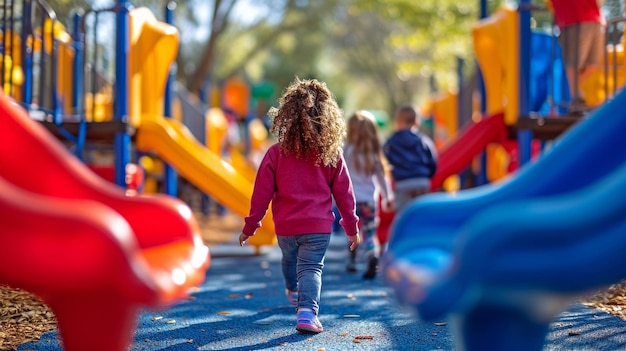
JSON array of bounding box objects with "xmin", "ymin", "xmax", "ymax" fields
[{"xmin": 19, "ymin": 233, "xmax": 626, "ymax": 350}]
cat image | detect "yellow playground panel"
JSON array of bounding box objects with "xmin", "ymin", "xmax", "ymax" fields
[
  {"xmin": 470, "ymin": 5, "xmax": 524, "ymax": 182},
  {"xmin": 84, "ymin": 85, "xmax": 114, "ymax": 122},
  {"xmin": 580, "ymin": 42, "xmax": 626, "ymax": 107},
  {"xmin": 1, "ymin": 31, "xmax": 24, "ymax": 100},
  {"xmin": 472, "ymin": 4, "xmax": 519, "ymax": 126},
  {"xmin": 45, "ymin": 21, "xmax": 75, "ymax": 114},
  {"xmin": 128, "ymin": 7, "xmax": 275, "ymax": 251},
  {"xmin": 428, "ymin": 89, "xmax": 458, "ymax": 150}
]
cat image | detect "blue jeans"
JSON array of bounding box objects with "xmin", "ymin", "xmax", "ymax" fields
[{"xmin": 277, "ymin": 234, "xmax": 331, "ymax": 315}]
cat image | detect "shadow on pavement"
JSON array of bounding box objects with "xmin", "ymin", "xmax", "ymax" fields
[{"xmin": 19, "ymin": 233, "xmax": 626, "ymax": 351}]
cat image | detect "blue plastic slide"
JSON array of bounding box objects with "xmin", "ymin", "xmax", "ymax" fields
[{"xmin": 383, "ymin": 90, "xmax": 626, "ymax": 351}]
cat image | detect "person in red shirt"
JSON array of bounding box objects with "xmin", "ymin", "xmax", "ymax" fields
[
  {"xmin": 549, "ymin": 0, "xmax": 606, "ymax": 110},
  {"xmin": 239, "ymin": 77, "xmax": 360, "ymax": 334}
]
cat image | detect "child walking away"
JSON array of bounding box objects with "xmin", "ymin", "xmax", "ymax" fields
[
  {"xmin": 383, "ymin": 105, "xmax": 437, "ymax": 214},
  {"xmin": 343, "ymin": 111, "xmax": 393, "ymax": 279},
  {"xmin": 239, "ymin": 78, "xmax": 360, "ymax": 335}
]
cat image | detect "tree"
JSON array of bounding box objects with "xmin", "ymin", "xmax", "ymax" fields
[
  {"xmin": 184, "ymin": 0, "xmax": 237, "ymax": 94},
  {"xmin": 42, "ymin": 0, "xmax": 508, "ymax": 114}
]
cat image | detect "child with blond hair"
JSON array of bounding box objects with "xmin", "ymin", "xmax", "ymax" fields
[
  {"xmin": 343, "ymin": 110, "xmax": 393, "ymax": 279},
  {"xmin": 239, "ymin": 77, "xmax": 360, "ymax": 334}
]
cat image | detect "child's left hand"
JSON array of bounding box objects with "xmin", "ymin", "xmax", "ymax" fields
[
  {"xmin": 382, "ymin": 199, "xmax": 395, "ymax": 213},
  {"xmin": 239, "ymin": 233, "xmax": 250, "ymax": 246}
]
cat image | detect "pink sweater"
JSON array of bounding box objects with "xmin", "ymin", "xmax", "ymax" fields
[{"xmin": 243, "ymin": 143, "xmax": 359, "ymax": 237}]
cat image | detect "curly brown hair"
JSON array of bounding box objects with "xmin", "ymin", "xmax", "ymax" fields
[{"xmin": 268, "ymin": 77, "xmax": 345, "ymax": 167}]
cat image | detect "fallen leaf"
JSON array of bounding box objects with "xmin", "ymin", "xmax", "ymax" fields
[
  {"xmin": 352, "ymin": 339, "xmax": 361, "ymax": 343},
  {"xmin": 253, "ymin": 321, "xmax": 272, "ymax": 325},
  {"xmin": 338, "ymin": 332, "xmax": 348, "ymax": 336}
]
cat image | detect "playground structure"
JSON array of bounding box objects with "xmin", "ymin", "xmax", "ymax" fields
[
  {"xmin": 0, "ymin": 92, "xmax": 210, "ymax": 351},
  {"xmin": 425, "ymin": 4, "xmax": 576, "ymax": 192},
  {"xmin": 383, "ymin": 2, "xmax": 626, "ymax": 351},
  {"xmin": 0, "ymin": 0, "xmax": 276, "ymax": 252},
  {"xmin": 0, "ymin": 1, "xmax": 227, "ymax": 350},
  {"xmin": 384, "ymin": 90, "xmax": 626, "ymax": 351},
  {"xmin": 127, "ymin": 8, "xmax": 275, "ymax": 250}
]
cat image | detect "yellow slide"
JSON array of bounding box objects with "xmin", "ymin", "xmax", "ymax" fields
[
  {"xmin": 135, "ymin": 115, "xmax": 276, "ymax": 249},
  {"xmin": 128, "ymin": 7, "xmax": 275, "ymax": 251}
]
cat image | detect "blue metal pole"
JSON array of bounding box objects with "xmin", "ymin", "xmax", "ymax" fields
[
  {"xmin": 114, "ymin": 0, "xmax": 131, "ymax": 187},
  {"xmin": 71, "ymin": 12, "xmax": 87, "ymax": 160},
  {"xmin": 72, "ymin": 12, "xmax": 83, "ymax": 113},
  {"xmin": 21, "ymin": 0, "xmax": 33, "ymax": 104},
  {"xmin": 518, "ymin": 0, "xmax": 533, "ymax": 166},
  {"xmin": 199, "ymin": 76, "xmax": 211, "ymax": 216},
  {"xmin": 476, "ymin": 0, "xmax": 488, "ymax": 186},
  {"xmin": 428, "ymin": 74, "xmax": 437, "ymax": 140},
  {"xmin": 457, "ymin": 56, "xmax": 466, "ymax": 188},
  {"xmin": 163, "ymin": 2, "xmax": 178, "ymax": 196}
]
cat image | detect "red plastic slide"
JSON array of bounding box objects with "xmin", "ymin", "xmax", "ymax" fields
[
  {"xmin": 430, "ymin": 112, "xmax": 507, "ymax": 190},
  {"xmin": 0, "ymin": 93, "xmax": 210, "ymax": 351}
]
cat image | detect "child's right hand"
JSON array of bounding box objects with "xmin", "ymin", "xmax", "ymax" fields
[
  {"xmin": 348, "ymin": 233, "xmax": 360, "ymax": 251},
  {"xmin": 239, "ymin": 233, "xmax": 250, "ymax": 247}
]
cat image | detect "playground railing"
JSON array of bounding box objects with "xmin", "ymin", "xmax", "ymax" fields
[
  {"xmin": 604, "ymin": 16, "xmax": 626, "ymax": 103},
  {"xmin": 1, "ymin": 0, "xmax": 65, "ymax": 118}
]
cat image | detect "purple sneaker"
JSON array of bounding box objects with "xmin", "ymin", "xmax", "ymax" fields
[
  {"xmin": 285, "ymin": 289, "xmax": 298, "ymax": 306},
  {"xmin": 296, "ymin": 309, "xmax": 323, "ymax": 334}
]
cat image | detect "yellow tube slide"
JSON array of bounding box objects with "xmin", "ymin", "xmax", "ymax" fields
[
  {"xmin": 129, "ymin": 8, "xmax": 275, "ymax": 251},
  {"xmin": 136, "ymin": 115, "xmax": 276, "ymax": 249}
]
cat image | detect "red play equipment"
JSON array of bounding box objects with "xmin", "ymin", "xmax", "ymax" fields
[
  {"xmin": 0, "ymin": 93, "xmax": 210, "ymax": 351},
  {"xmin": 430, "ymin": 112, "xmax": 508, "ymax": 191}
]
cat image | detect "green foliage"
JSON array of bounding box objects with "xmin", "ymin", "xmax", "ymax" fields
[{"xmin": 44, "ymin": 0, "xmax": 574, "ymax": 116}]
